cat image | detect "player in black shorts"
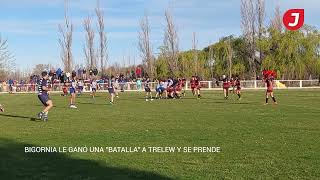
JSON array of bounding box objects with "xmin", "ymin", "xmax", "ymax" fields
[
  {"xmin": 37, "ymin": 71, "xmax": 53, "ymax": 121},
  {"xmin": 144, "ymin": 78, "xmax": 153, "ymax": 101},
  {"xmin": 108, "ymin": 76, "xmax": 116, "ymax": 104},
  {"xmin": 235, "ymin": 76, "xmax": 241, "ymax": 100}
]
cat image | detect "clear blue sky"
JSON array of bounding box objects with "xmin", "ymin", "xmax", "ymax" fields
[{"xmin": 1, "ymin": 0, "xmax": 319, "ymax": 70}]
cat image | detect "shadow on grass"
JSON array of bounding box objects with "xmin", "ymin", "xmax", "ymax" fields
[
  {"xmin": 77, "ymin": 102, "xmax": 112, "ymax": 106},
  {"xmin": 0, "ymin": 113, "xmax": 38, "ymax": 121},
  {"xmin": 34, "ymin": 105, "xmax": 65, "ymax": 109},
  {"xmin": 0, "ymin": 138, "xmax": 172, "ymax": 180}
]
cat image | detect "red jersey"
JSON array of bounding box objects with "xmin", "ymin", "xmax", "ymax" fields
[
  {"xmin": 175, "ymin": 82, "xmax": 182, "ymax": 92},
  {"xmin": 266, "ymin": 79, "xmax": 273, "ymax": 92},
  {"xmin": 223, "ymin": 79, "xmax": 230, "ymax": 89},
  {"xmin": 181, "ymin": 80, "xmax": 186, "ymax": 88},
  {"xmin": 235, "ymin": 79, "xmax": 241, "ymax": 90},
  {"xmin": 230, "ymin": 79, "xmax": 235, "ymax": 87},
  {"xmin": 190, "ymin": 80, "xmax": 196, "ymax": 89}
]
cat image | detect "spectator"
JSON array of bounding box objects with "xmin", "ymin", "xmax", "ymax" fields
[{"xmin": 136, "ymin": 78, "xmax": 142, "ymax": 91}]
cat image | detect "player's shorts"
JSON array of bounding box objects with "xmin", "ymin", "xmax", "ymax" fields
[
  {"xmin": 223, "ymin": 85, "xmax": 230, "ymax": 90},
  {"xmin": 175, "ymin": 87, "xmax": 182, "ymax": 92},
  {"xmin": 38, "ymin": 94, "xmax": 50, "ymax": 106},
  {"xmin": 79, "ymin": 86, "xmax": 84, "ymax": 91},
  {"xmin": 70, "ymin": 88, "xmax": 76, "ymax": 94},
  {"xmin": 108, "ymin": 88, "xmax": 115, "ymax": 94},
  {"xmin": 92, "ymin": 88, "xmax": 96, "ymax": 92},
  {"xmin": 63, "ymin": 88, "xmax": 68, "ymax": 94},
  {"xmin": 266, "ymin": 89, "xmax": 273, "ymax": 93},
  {"xmin": 156, "ymin": 87, "xmax": 165, "ymax": 93},
  {"xmin": 167, "ymin": 87, "xmax": 174, "ymax": 93},
  {"xmin": 145, "ymin": 87, "xmax": 151, "ymax": 92}
]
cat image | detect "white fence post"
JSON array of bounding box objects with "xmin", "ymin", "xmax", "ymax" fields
[
  {"xmin": 254, "ymin": 80, "xmax": 257, "ymax": 89},
  {"xmin": 208, "ymin": 81, "xmax": 211, "ymax": 89},
  {"xmin": 300, "ymin": 80, "xmax": 303, "ymax": 88}
]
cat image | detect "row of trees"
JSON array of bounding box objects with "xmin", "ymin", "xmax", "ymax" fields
[
  {"xmin": 59, "ymin": 0, "xmax": 108, "ymax": 75},
  {"xmin": 0, "ymin": 35, "xmax": 15, "ymax": 80},
  {"xmin": 1, "ymin": 0, "xmax": 320, "ymax": 81},
  {"xmin": 142, "ymin": 0, "xmax": 320, "ymax": 80},
  {"xmin": 15, "ymin": 0, "xmax": 320, "ymax": 81}
]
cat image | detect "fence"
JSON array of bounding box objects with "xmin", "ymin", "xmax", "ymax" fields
[{"xmin": 0, "ymin": 80, "xmax": 319, "ymax": 94}]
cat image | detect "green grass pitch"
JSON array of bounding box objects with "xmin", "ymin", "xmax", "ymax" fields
[{"xmin": 0, "ymin": 90, "xmax": 320, "ymax": 179}]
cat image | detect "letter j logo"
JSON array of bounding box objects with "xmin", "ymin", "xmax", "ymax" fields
[{"xmin": 283, "ymin": 9, "xmax": 305, "ymax": 31}]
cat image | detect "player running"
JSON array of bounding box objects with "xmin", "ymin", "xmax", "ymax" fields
[
  {"xmin": 37, "ymin": 71, "xmax": 53, "ymax": 122},
  {"xmin": 69, "ymin": 76, "xmax": 77, "ymax": 109},
  {"xmin": 190, "ymin": 76, "xmax": 196, "ymax": 96},
  {"xmin": 222, "ymin": 75, "xmax": 230, "ymax": 99},
  {"xmin": 230, "ymin": 77, "xmax": 235, "ymax": 94},
  {"xmin": 144, "ymin": 78, "xmax": 153, "ymax": 101},
  {"xmin": 181, "ymin": 78, "xmax": 187, "ymax": 96},
  {"xmin": 91, "ymin": 79, "xmax": 97, "ymax": 99},
  {"xmin": 108, "ymin": 76, "xmax": 116, "ymax": 104},
  {"xmin": 78, "ymin": 79, "xmax": 84, "ymax": 95},
  {"xmin": 264, "ymin": 72, "xmax": 277, "ymax": 105},
  {"xmin": 235, "ymin": 76, "xmax": 241, "ymax": 100},
  {"xmin": 194, "ymin": 76, "xmax": 201, "ymax": 99}
]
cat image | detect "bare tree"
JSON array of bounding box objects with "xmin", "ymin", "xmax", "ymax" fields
[
  {"xmin": 138, "ymin": 12, "xmax": 154, "ymax": 79},
  {"xmin": 241, "ymin": 0, "xmax": 257, "ymax": 78},
  {"xmin": 208, "ymin": 42, "xmax": 215, "ymax": 79},
  {"xmin": 58, "ymin": 0, "xmax": 73, "ymax": 73},
  {"xmin": 32, "ymin": 64, "xmax": 53, "ymax": 76},
  {"xmin": 83, "ymin": 15, "xmax": 96, "ymax": 70},
  {"xmin": 95, "ymin": 0, "xmax": 108, "ymax": 76},
  {"xmin": 256, "ymin": 0, "xmax": 265, "ymax": 66},
  {"xmin": 192, "ymin": 32, "xmax": 198, "ymax": 75},
  {"xmin": 270, "ymin": 6, "xmax": 283, "ymax": 32},
  {"xmin": 164, "ymin": 8, "xmax": 179, "ymax": 77},
  {"xmin": 0, "ymin": 35, "xmax": 15, "ymax": 80}
]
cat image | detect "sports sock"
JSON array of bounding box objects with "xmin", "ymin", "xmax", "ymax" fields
[
  {"xmin": 272, "ymin": 97, "xmax": 276, "ymax": 102},
  {"xmin": 266, "ymin": 98, "xmax": 269, "ymax": 103}
]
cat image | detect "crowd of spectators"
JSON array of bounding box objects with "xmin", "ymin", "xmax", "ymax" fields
[{"xmin": 0, "ymin": 67, "xmax": 152, "ymax": 93}]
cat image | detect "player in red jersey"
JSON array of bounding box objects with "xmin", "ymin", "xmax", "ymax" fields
[
  {"xmin": 181, "ymin": 78, "xmax": 187, "ymax": 96},
  {"xmin": 173, "ymin": 79, "xmax": 183, "ymax": 99},
  {"xmin": 222, "ymin": 75, "xmax": 230, "ymax": 99},
  {"xmin": 263, "ymin": 70, "xmax": 277, "ymax": 105},
  {"xmin": 167, "ymin": 84, "xmax": 174, "ymax": 98},
  {"xmin": 265, "ymin": 76, "xmax": 277, "ymax": 105},
  {"xmin": 190, "ymin": 76, "xmax": 196, "ymax": 96},
  {"xmin": 235, "ymin": 76, "xmax": 241, "ymax": 100},
  {"xmin": 230, "ymin": 77, "xmax": 235, "ymax": 94},
  {"xmin": 194, "ymin": 76, "xmax": 201, "ymax": 99}
]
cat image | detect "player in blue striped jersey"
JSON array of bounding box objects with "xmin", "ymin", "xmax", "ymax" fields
[
  {"xmin": 144, "ymin": 78, "xmax": 153, "ymax": 101},
  {"xmin": 37, "ymin": 71, "xmax": 53, "ymax": 121},
  {"xmin": 108, "ymin": 76, "xmax": 116, "ymax": 104},
  {"xmin": 69, "ymin": 76, "xmax": 78, "ymax": 109},
  {"xmin": 91, "ymin": 78, "xmax": 98, "ymax": 99}
]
